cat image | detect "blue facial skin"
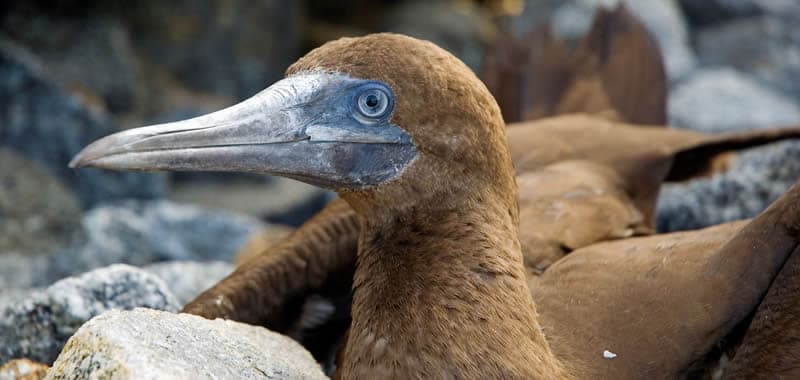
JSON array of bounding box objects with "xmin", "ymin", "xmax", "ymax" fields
[{"xmin": 276, "ymin": 78, "xmax": 417, "ymax": 190}]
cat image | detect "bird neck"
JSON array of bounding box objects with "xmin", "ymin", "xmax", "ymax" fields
[{"xmin": 339, "ymin": 191, "xmax": 571, "ymax": 379}]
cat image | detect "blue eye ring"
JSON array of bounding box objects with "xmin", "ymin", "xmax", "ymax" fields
[{"xmin": 354, "ymin": 83, "xmax": 393, "ymax": 121}]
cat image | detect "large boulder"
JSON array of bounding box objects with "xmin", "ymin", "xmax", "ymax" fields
[
  {"xmin": 669, "ymin": 68, "xmax": 800, "ymax": 133},
  {"xmin": 46, "ymin": 308, "xmax": 327, "ymax": 380},
  {"xmin": 0, "ymin": 149, "xmax": 80, "ymax": 255},
  {"xmin": 0, "ymin": 265, "xmax": 179, "ymax": 364},
  {"xmin": 0, "ymin": 39, "xmax": 165, "ymax": 208}
]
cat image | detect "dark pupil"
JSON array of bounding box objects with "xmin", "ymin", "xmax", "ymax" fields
[{"xmin": 365, "ymin": 94, "xmax": 379, "ymax": 108}]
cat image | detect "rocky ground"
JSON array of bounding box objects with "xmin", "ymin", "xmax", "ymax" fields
[{"xmin": 1, "ymin": 0, "xmax": 799, "ymax": 378}]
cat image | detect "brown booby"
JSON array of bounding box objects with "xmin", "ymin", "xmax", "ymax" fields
[{"xmin": 71, "ymin": 33, "xmax": 800, "ymax": 378}]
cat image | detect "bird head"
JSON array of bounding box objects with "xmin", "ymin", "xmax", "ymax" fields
[{"xmin": 71, "ymin": 34, "xmax": 514, "ymax": 214}]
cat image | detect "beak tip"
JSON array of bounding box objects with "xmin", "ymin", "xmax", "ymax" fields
[{"xmin": 68, "ymin": 151, "xmax": 91, "ymax": 169}]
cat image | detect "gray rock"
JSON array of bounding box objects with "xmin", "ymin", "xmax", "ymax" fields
[
  {"xmin": 550, "ymin": 0, "xmax": 696, "ymax": 81},
  {"xmin": 1, "ymin": 9, "xmax": 143, "ymax": 114},
  {"xmin": 0, "ymin": 253, "xmax": 48, "ymax": 290},
  {"xmin": 0, "ymin": 264, "xmax": 179, "ymax": 364},
  {"xmin": 0, "ymin": 149, "xmax": 80, "ymax": 255},
  {"xmin": 657, "ymin": 140, "xmax": 800, "ymax": 232},
  {"xmin": 123, "ymin": 0, "xmax": 301, "ymax": 100},
  {"xmin": 678, "ymin": 0, "xmax": 763, "ymax": 25},
  {"xmin": 669, "ymin": 68, "xmax": 800, "ymax": 133},
  {"xmin": 46, "ymin": 200, "xmax": 264, "ymax": 284},
  {"xmin": 46, "ymin": 308, "xmax": 328, "ymax": 380},
  {"xmin": 144, "ymin": 261, "xmax": 234, "ymax": 306},
  {"xmin": 696, "ymin": 15, "xmax": 800, "ymax": 99},
  {"xmin": 0, "ymin": 39, "xmax": 165, "ymax": 208},
  {"xmin": 382, "ymin": 1, "xmax": 491, "ymax": 72}
]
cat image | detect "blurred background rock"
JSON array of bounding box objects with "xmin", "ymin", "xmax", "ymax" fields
[{"xmin": 1, "ymin": 1, "xmax": 800, "ymax": 360}]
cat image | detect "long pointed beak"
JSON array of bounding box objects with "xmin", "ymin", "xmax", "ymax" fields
[{"xmin": 70, "ymin": 73, "xmax": 416, "ymax": 189}]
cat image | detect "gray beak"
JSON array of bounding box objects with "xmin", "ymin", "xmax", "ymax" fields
[{"xmin": 70, "ymin": 73, "xmax": 416, "ymax": 190}]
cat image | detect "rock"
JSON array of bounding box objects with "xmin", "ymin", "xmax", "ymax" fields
[
  {"xmin": 657, "ymin": 140, "xmax": 800, "ymax": 232},
  {"xmin": 47, "ymin": 308, "xmax": 327, "ymax": 380},
  {"xmin": 144, "ymin": 261, "xmax": 234, "ymax": 305},
  {"xmin": 168, "ymin": 176, "xmax": 333, "ymax": 226},
  {"xmin": 548, "ymin": 0, "xmax": 696, "ymax": 81},
  {"xmin": 668, "ymin": 68, "xmax": 800, "ymax": 133},
  {"xmin": 696, "ymin": 15, "xmax": 800, "ymax": 99},
  {"xmin": 0, "ymin": 358, "xmax": 49, "ymax": 380},
  {"xmin": 122, "ymin": 0, "xmax": 301, "ymax": 100},
  {"xmin": 0, "ymin": 253, "xmax": 48, "ymax": 289},
  {"xmin": 0, "ymin": 149, "xmax": 80, "ymax": 255},
  {"xmin": 0, "ymin": 264, "xmax": 179, "ymax": 364},
  {"xmin": 47, "ymin": 200, "xmax": 264, "ymax": 284},
  {"xmin": 0, "ymin": 7, "xmax": 143, "ymax": 114},
  {"xmin": 677, "ymin": 0, "xmax": 762, "ymax": 26},
  {"xmin": 0, "ymin": 38, "xmax": 165, "ymax": 208},
  {"xmin": 382, "ymin": 1, "xmax": 492, "ymax": 72}
]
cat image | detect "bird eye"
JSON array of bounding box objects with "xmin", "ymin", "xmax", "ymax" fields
[{"xmin": 356, "ymin": 87, "xmax": 391, "ymax": 119}]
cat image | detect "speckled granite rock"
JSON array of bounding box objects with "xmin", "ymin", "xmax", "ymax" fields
[
  {"xmin": 46, "ymin": 308, "xmax": 327, "ymax": 380},
  {"xmin": 0, "ymin": 39, "xmax": 164, "ymax": 208},
  {"xmin": 0, "ymin": 265, "xmax": 179, "ymax": 364},
  {"xmin": 669, "ymin": 68, "xmax": 800, "ymax": 133},
  {"xmin": 0, "ymin": 358, "xmax": 49, "ymax": 380},
  {"xmin": 657, "ymin": 140, "xmax": 800, "ymax": 232},
  {"xmin": 550, "ymin": 0, "xmax": 696, "ymax": 81},
  {"xmin": 144, "ymin": 261, "xmax": 234, "ymax": 305},
  {"xmin": 0, "ymin": 149, "xmax": 80, "ymax": 255},
  {"xmin": 46, "ymin": 200, "xmax": 264, "ymax": 284}
]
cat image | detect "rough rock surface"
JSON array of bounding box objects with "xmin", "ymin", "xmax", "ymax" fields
[
  {"xmin": 0, "ymin": 39, "xmax": 164, "ymax": 208},
  {"xmin": 696, "ymin": 14, "xmax": 800, "ymax": 100},
  {"xmin": 144, "ymin": 261, "xmax": 234, "ymax": 306},
  {"xmin": 0, "ymin": 358, "xmax": 49, "ymax": 380},
  {"xmin": 47, "ymin": 308, "xmax": 327, "ymax": 380},
  {"xmin": 0, "ymin": 265, "xmax": 179, "ymax": 364},
  {"xmin": 669, "ymin": 68, "xmax": 800, "ymax": 133},
  {"xmin": 657, "ymin": 140, "xmax": 800, "ymax": 232},
  {"xmin": 0, "ymin": 149, "xmax": 80, "ymax": 255},
  {"xmin": 46, "ymin": 200, "xmax": 264, "ymax": 284}
]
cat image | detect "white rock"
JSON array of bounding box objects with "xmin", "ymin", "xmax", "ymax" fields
[
  {"xmin": 144, "ymin": 261, "xmax": 234, "ymax": 305},
  {"xmin": 669, "ymin": 68, "xmax": 800, "ymax": 133},
  {"xmin": 603, "ymin": 350, "xmax": 617, "ymax": 359},
  {"xmin": 46, "ymin": 308, "xmax": 328, "ymax": 380}
]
